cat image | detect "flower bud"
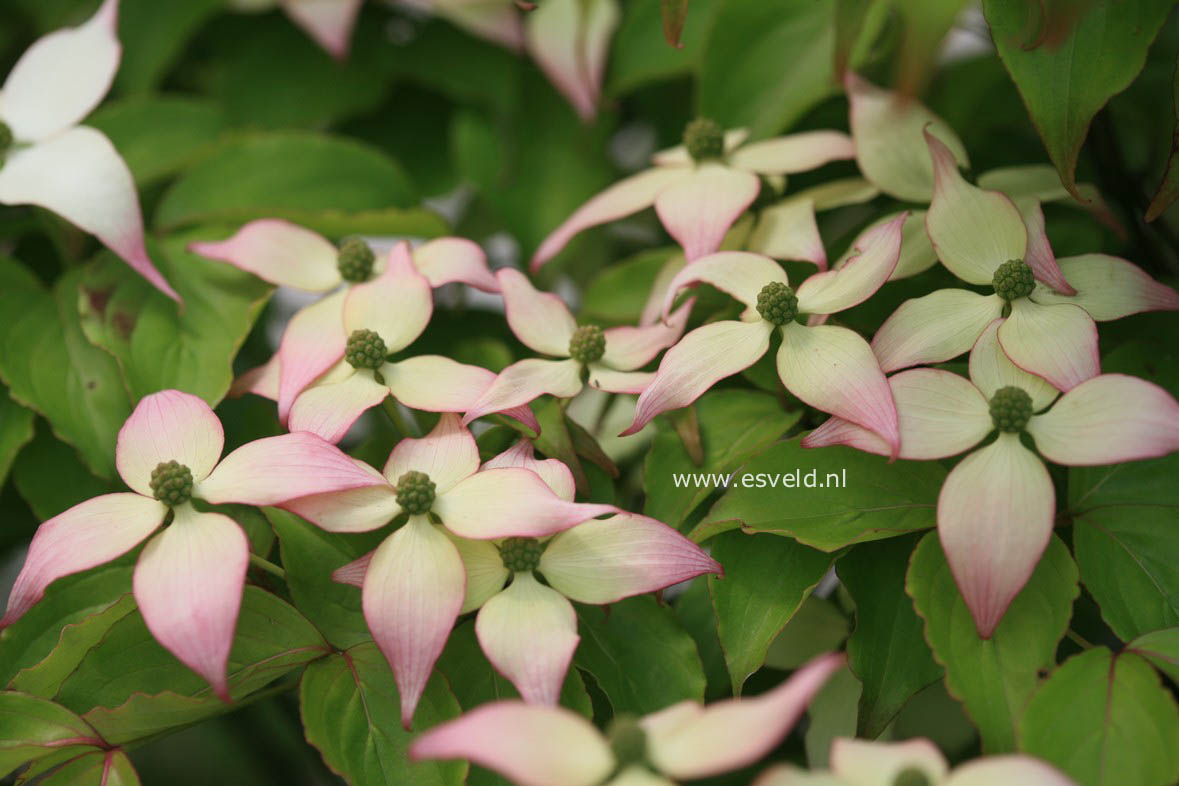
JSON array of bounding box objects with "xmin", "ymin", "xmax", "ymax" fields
[
  {"xmin": 346, "ymin": 329, "xmax": 387, "ymax": 370},
  {"xmin": 568, "ymin": 325, "xmax": 606, "ymax": 364},
  {"xmin": 498, "ymin": 537, "xmax": 544, "ymax": 572},
  {"xmin": 606, "ymin": 715, "xmax": 648, "ymax": 768},
  {"xmin": 989, "ymin": 385, "xmax": 1033, "ymax": 433},
  {"xmin": 992, "ymin": 259, "xmax": 1035, "ymax": 301},
  {"xmin": 683, "ymin": 117, "xmax": 725, "ymax": 162},
  {"xmin": 150, "ymin": 460, "xmax": 194, "ymax": 506},
  {"xmin": 395, "ymin": 470, "xmax": 436, "ymax": 514},
  {"xmin": 892, "ymin": 768, "xmax": 933, "ymax": 786},
  {"xmin": 756, "ymin": 281, "xmax": 799, "ymax": 325},
  {"xmin": 337, "ymin": 237, "xmax": 375, "ymax": 283}
]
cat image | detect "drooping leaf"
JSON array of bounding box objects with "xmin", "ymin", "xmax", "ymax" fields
[
  {"xmin": 88, "ymin": 96, "xmax": 230, "ymax": 186},
  {"xmin": 0, "ymin": 692, "xmax": 100, "ymax": 777},
  {"xmin": 708, "ymin": 531, "xmax": 833, "ymax": 693},
  {"xmin": 839, "ymin": 534, "xmax": 942, "ymax": 738},
  {"xmin": 661, "ymin": 0, "xmax": 691, "ymax": 47},
  {"xmin": 906, "ymin": 532, "xmax": 1078, "ymax": 752},
  {"xmin": 607, "ymin": 0, "xmax": 716, "ymax": 94},
  {"xmin": 1020, "ymin": 648, "xmax": 1179, "ymax": 786},
  {"xmin": 983, "ymin": 0, "xmax": 1174, "ymax": 198},
  {"xmin": 894, "ymin": 0, "xmax": 968, "ymax": 95},
  {"xmin": 690, "ymin": 438, "xmax": 944, "ymax": 549},
  {"xmin": 267, "ymin": 507, "xmax": 388, "ymax": 650},
  {"xmin": 672, "ymin": 577, "xmax": 731, "ymax": 701},
  {"xmin": 764, "ymin": 596, "xmax": 850, "ymax": 672},
  {"xmin": 0, "ymin": 385, "xmax": 34, "ymax": 486},
  {"xmin": 574, "ymin": 595, "xmax": 706, "ymax": 714},
  {"xmin": 645, "ymin": 390, "xmax": 800, "ymax": 530},
  {"xmin": 1070, "ymin": 453, "xmax": 1179, "ymax": 640},
  {"xmin": 56, "ymin": 588, "xmax": 329, "ymax": 743},
  {"xmin": 77, "ymin": 232, "xmax": 271, "ymax": 407},
  {"xmin": 300, "ymin": 642, "xmax": 465, "ymax": 786},
  {"xmin": 803, "ymin": 665, "xmax": 861, "ymax": 769},
  {"xmin": 154, "ymin": 133, "xmax": 440, "ymax": 234},
  {"xmin": 0, "ymin": 260, "xmax": 131, "ymax": 480}
]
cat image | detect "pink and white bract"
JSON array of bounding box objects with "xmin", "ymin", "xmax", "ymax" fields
[
  {"xmin": 0, "ymin": 0, "xmax": 177, "ymax": 301},
  {"xmin": 755, "ymin": 737, "xmax": 1076, "ymax": 786},
  {"xmin": 0, "ymin": 390, "xmax": 382, "ymax": 698},
  {"xmin": 806, "ymin": 320, "xmax": 1179, "ymax": 637},
  {"xmin": 870, "ymin": 132, "xmax": 1179, "ymax": 391},
  {"xmin": 463, "ymin": 267, "xmax": 690, "ymax": 425},
  {"xmin": 190, "ymin": 223, "xmax": 504, "ymax": 425},
  {"xmin": 282, "ymin": 414, "xmax": 618, "ymax": 727},
  {"xmin": 623, "ymin": 216, "xmax": 906, "ymax": 455},
  {"xmin": 531, "ymin": 120, "xmax": 855, "ymax": 269},
  {"xmin": 409, "ymin": 652, "xmax": 844, "ymax": 786}
]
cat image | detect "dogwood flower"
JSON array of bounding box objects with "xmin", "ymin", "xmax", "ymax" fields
[
  {"xmin": 462, "ymin": 268, "xmax": 690, "ymax": 425},
  {"xmin": 0, "ymin": 390, "xmax": 382, "ymax": 698},
  {"xmin": 338, "ymin": 439, "xmax": 720, "ymax": 703},
  {"xmin": 755, "ymin": 737, "xmax": 1076, "ymax": 786},
  {"xmin": 281, "ymin": 414, "xmax": 617, "ymax": 726},
  {"xmin": 0, "ymin": 0, "xmax": 177, "ymax": 301},
  {"xmin": 622, "ymin": 215, "xmax": 906, "ymax": 456},
  {"xmin": 228, "ymin": 0, "xmax": 363, "ymax": 59},
  {"xmin": 409, "ymin": 652, "xmax": 844, "ymax": 786},
  {"xmin": 871, "ymin": 131, "xmax": 1179, "ymax": 392},
  {"xmin": 805, "ymin": 320, "xmax": 1179, "ymax": 637},
  {"xmin": 190, "ymin": 221, "xmax": 500, "ymax": 423},
  {"xmin": 531, "ymin": 118, "xmax": 855, "ymax": 269}
]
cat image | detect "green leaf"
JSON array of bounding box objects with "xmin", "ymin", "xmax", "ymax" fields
[
  {"xmin": 11, "ymin": 423, "xmax": 119, "ymax": 520},
  {"xmin": 983, "ymin": 0, "xmax": 1173, "ymax": 198},
  {"xmin": 691, "ymin": 437, "xmax": 944, "ymax": 549},
  {"xmin": 77, "ymin": 232, "xmax": 272, "ymax": 406},
  {"xmin": 11, "ymin": 596, "xmax": 137, "ymax": 699},
  {"xmin": 574, "ymin": 595, "xmax": 706, "ymax": 714},
  {"xmin": 114, "ymin": 0, "xmax": 225, "ymax": 93},
  {"xmin": 1129, "ymin": 627, "xmax": 1179, "ymax": 683},
  {"xmin": 0, "ymin": 692, "xmax": 99, "ymax": 777},
  {"xmin": 697, "ymin": 0, "xmax": 867, "ymax": 137},
  {"xmin": 37, "ymin": 749, "xmax": 140, "ymax": 786},
  {"xmin": 154, "ymin": 132, "xmax": 429, "ymax": 232},
  {"xmin": 1020, "ymin": 648, "xmax": 1179, "ymax": 786},
  {"xmin": 607, "ymin": 0, "xmax": 715, "ymax": 94},
  {"xmin": 581, "ymin": 248, "xmax": 680, "ymax": 325},
  {"xmin": 1070, "ymin": 453, "xmax": 1179, "ymax": 639},
  {"xmin": 645, "ymin": 390, "xmax": 800, "ymax": 530},
  {"xmin": 708, "ymin": 531, "xmax": 833, "ymax": 693},
  {"xmin": 661, "ymin": 0, "xmax": 691, "ymax": 46},
  {"xmin": 803, "ymin": 665, "xmax": 861, "ymax": 769},
  {"xmin": 839, "ymin": 534, "xmax": 942, "ymax": 738},
  {"xmin": 267, "ymin": 507, "xmax": 386, "ymax": 650},
  {"xmin": 88, "ymin": 96, "xmax": 230, "ymax": 186},
  {"xmin": 764, "ymin": 596, "xmax": 850, "ymax": 672},
  {"xmin": 300, "ymin": 642, "xmax": 464, "ymax": 786},
  {"xmin": 0, "ymin": 563, "xmax": 133, "ymax": 687},
  {"xmin": 906, "ymin": 532, "xmax": 1078, "ymax": 752},
  {"xmin": 672, "ymin": 578, "xmax": 731, "ymax": 702},
  {"xmin": 0, "ymin": 385, "xmax": 34, "ymax": 485},
  {"xmin": 57, "ymin": 587, "xmax": 328, "ymax": 743},
  {"xmin": 0, "ymin": 260, "xmax": 131, "ymax": 479},
  {"xmin": 205, "ymin": 17, "xmax": 385, "ymax": 129}
]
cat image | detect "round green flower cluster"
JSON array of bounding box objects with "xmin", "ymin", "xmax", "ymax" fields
[
  {"xmin": 992, "ymin": 259, "xmax": 1035, "ymax": 301},
  {"xmin": 568, "ymin": 324, "xmax": 606, "ymax": 364},
  {"xmin": 498, "ymin": 537, "xmax": 544, "ymax": 572},
  {"xmin": 337, "ymin": 237, "xmax": 375, "ymax": 283},
  {"xmin": 989, "ymin": 385, "xmax": 1033, "ymax": 433},
  {"xmin": 150, "ymin": 460, "xmax": 193, "ymax": 506},
  {"xmin": 892, "ymin": 768, "xmax": 933, "ymax": 786},
  {"xmin": 756, "ymin": 281, "xmax": 799, "ymax": 325},
  {"xmin": 683, "ymin": 117, "xmax": 725, "ymax": 162},
  {"xmin": 345, "ymin": 329, "xmax": 387, "ymax": 370},
  {"xmin": 395, "ymin": 470, "xmax": 436, "ymax": 515}
]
